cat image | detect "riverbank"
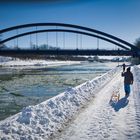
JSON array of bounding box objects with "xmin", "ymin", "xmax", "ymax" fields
[
  {"xmin": 0, "ymin": 58, "xmax": 81, "ymax": 69},
  {"xmin": 0, "ymin": 67, "xmax": 120, "ymax": 139}
]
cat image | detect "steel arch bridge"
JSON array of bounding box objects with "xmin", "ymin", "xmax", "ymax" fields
[{"xmin": 0, "ymin": 23, "xmax": 140, "ymax": 57}]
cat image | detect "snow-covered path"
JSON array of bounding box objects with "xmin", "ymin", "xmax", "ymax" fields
[{"xmin": 52, "ymin": 68, "xmax": 140, "ymax": 140}]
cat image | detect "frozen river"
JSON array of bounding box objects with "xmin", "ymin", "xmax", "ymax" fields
[{"xmin": 0, "ymin": 61, "xmax": 117, "ymax": 120}]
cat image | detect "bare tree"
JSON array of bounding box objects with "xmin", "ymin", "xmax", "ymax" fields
[
  {"xmin": 0, "ymin": 34, "xmax": 3, "ymax": 48},
  {"xmin": 135, "ymin": 37, "xmax": 140, "ymax": 48}
]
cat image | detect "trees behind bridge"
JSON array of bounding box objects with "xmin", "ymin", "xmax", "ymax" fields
[
  {"xmin": 135, "ymin": 38, "xmax": 140, "ymax": 49},
  {"xmin": 131, "ymin": 38, "xmax": 140, "ymax": 64},
  {"xmin": 0, "ymin": 34, "xmax": 6, "ymax": 49}
]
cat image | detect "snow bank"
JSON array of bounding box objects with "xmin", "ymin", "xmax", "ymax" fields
[
  {"xmin": 0, "ymin": 67, "xmax": 120, "ymax": 140},
  {"xmin": 0, "ymin": 56, "xmax": 12, "ymax": 63},
  {"xmin": 0, "ymin": 59, "xmax": 80, "ymax": 68},
  {"xmin": 133, "ymin": 65, "xmax": 140, "ymax": 102}
]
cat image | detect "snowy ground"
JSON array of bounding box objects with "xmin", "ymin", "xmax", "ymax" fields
[
  {"xmin": 52, "ymin": 66, "xmax": 140, "ymax": 140},
  {"xmin": 0, "ymin": 56, "xmax": 81, "ymax": 69},
  {"xmin": 0, "ymin": 65, "xmax": 140, "ymax": 140}
]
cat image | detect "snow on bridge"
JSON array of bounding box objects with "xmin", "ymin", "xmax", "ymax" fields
[{"xmin": 0, "ymin": 66, "xmax": 140, "ymax": 140}]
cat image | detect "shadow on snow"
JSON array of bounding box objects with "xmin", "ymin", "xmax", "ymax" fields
[{"xmin": 109, "ymin": 96, "xmax": 129, "ymax": 112}]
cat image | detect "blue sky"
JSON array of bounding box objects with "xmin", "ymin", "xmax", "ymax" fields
[{"xmin": 0, "ymin": 0, "xmax": 140, "ymax": 49}]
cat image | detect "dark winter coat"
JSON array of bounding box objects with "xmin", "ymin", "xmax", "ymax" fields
[{"xmin": 121, "ymin": 71, "xmax": 134, "ymax": 84}]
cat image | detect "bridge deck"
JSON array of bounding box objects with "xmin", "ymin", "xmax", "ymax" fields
[{"xmin": 0, "ymin": 49, "xmax": 133, "ymax": 56}]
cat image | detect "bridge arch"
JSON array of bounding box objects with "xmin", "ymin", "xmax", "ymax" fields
[
  {"xmin": 0, "ymin": 23, "xmax": 138, "ymax": 51},
  {"xmin": 0, "ymin": 29, "xmax": 130, "ymax": 50}
]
